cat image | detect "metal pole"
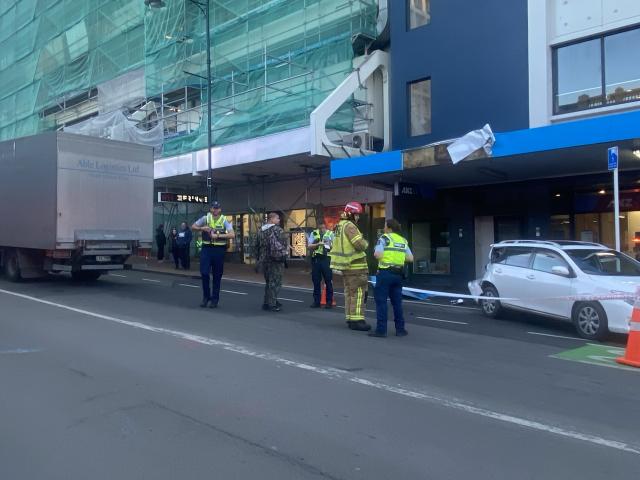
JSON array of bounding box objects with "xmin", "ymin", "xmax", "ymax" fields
[
  {"xmin": 205, "ymin": 0, "xmax": 213, "ymax": 204},
  {"xmin": 614, "ymin": 167, "xmax": 620, "ymax": 251}
]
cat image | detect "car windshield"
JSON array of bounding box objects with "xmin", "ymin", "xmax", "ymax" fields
[{"xmin": 565, "ymin": 249, "xmax": 640, "ymax": 276}]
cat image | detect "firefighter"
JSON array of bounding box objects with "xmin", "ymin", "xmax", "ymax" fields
[
  {"xmin": 330, "ymin": 201, "xmax": 371, "ymax": 331},
  {"xmin": 308, "ymin": 221, "xmax": 334, "ymax": 308},
  {"xmin": 369, "ymin": 219, "xmax": 413, "ymax": 337},
  {"xmin": 191, "ymin": 201, "xmax": 234, "ymax": 309}
]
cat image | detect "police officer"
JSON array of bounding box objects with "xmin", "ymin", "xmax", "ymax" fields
[
  {"xmin": 308, "ymin": 221, "xmax": 334, "ymax": 309},
  {"xmin": 369, "ymin": 219, "xmax": 414, "ymax": 338},
  {"xmin": 191, "ymin": 201, "xmax": 234, "ymax": 308},
  {"xmin": 330, "ymin": 201, "xmax": 371, "ymax": 332}
]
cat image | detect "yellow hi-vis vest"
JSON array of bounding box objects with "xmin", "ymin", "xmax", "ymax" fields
[
  {"xmin": 379, "ymin": 233, "xmax": 408, "ymax": 269},
  {"xmin": 330, "ymin": 219, "xmax": 367, "ymax": 271},
  {"xmin": 311, "ymin": 229, "xmax": 333, "ymax": 257},
  {"xmin": 202, "ymin": 213, "xmax": 228, "ymax": 247}
]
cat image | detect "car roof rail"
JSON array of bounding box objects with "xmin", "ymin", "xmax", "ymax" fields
[
  {"xmin": 497, "ymin": 240, "xmax": 559, "ymax": 246},
  {"xmin": 495, "ymin": 239, "xmax": 609, "ymax": 248}
]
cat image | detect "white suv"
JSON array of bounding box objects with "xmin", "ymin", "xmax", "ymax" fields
[{"xmin": 477, "ymin": 240, "xmax": 639, "ymax": 340}]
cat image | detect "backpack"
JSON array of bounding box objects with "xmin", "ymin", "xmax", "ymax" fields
[{"xmin": 265, "ymin": 226, "xmax": 288, "ymax": 261}]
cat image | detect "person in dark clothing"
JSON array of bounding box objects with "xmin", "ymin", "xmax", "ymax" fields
[
  {"xmin": 176, "ymin": 222, "xmax": 193, "ymax": 269},
  {"xmin": 255, "ymin": 212, "xmax": 288, "ymax": 312},
  {"xmin": 307, "ymin": 221, "xmax": 334, "ymax": 308},
  {"xmin": 191, "ymin": 201, "xmax": 235, "ymax": 309},
  {"xmin": 169, "ymin": 227, "xmax": 179, "ymax": 269},
  {"xmin": 156, "ymin": 224, "xmax": 166, "ymax": 261}
]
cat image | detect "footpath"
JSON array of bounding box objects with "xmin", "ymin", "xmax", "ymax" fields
[{"xmin": 127, "ymin": 256, "xmax": 345, "ymax": 291}]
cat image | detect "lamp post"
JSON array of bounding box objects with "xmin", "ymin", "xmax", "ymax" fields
[{"xmin": 145, "ymin": 0, "xmax": 213, "ymax": 205}]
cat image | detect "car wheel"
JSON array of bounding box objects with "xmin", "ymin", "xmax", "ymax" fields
[
  {"xmin": 572, "ymin": 302, "xmax": 608, "ymax": 341},
  {"xmin": 481, "ymin": 285, "xmax": 502, "ymax": 318},
  {"xmin": 4, "ymin": 250, "xmax": 22, "ymax": 282}
]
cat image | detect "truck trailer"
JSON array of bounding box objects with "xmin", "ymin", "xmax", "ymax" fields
[{"xmin": 0, "ymin": 132, "xmax": 154, "ymax": 281}]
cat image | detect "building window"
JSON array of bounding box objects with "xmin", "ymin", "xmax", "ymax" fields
[
  {"xmin": 408, "ymin": 0, "xmax": 430, "ymax": 30},
  {"xmin": 409, "ymin": 78, "xmax": 431, "ymax": 136},
  {"xmin": 553, "ymin": 26, "xmax": 640, "ymax": 114},
  {"xmin": 411, "ymin": 221, "xmax": 450, "ymax": 275}
]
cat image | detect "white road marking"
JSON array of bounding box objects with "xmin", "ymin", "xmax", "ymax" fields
[
  {"xmin": 221, "ymin": 289, "xmax": 248, "ymax": 296},
  {"xmin": 2, "ymin": 286, "xmax": 639, "ymax": 456},
  {"xmin": 405, "ymin": 299, "xmax": 479, "ymax": 311},
  {"xmin": 416, "ymin": 316, "xmax": 469, "ymax": 325},
  {"xmin": 142, "ymin": 278, "xmax": 162, "ymax": 283},
  {"xmin": 278, "ymin": 297, "xmax": 304, "ymax": 303},
  {"xmin": 527, "ymin": 332, "xmax": 586, "ymax": 341},
  {"xmin": 179, "ymin": 283, "xmax": 200, "ymax": 289},
  {"xmin": 108, "ymin": 274, "xmax": 127, "ymax": 278},
  {"xmin": 224, "ymin": 277, "xmax": 315, "ymax": 293}
]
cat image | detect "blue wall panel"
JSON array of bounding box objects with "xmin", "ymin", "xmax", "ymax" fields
[{"xmin": 390, "ymin": 0, "xmax": 530, "ymax": 151}]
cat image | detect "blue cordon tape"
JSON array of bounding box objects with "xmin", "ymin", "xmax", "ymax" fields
[{"xmin": 367, "ymin": 276, "xmax": 638, "ymax": 303}]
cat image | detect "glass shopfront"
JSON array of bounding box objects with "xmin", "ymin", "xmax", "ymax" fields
[
  {"xmin": 552, "ymin": 188, "xmax": 640, "ymax": 259},
  {"xmin": 411, "ymin": 220, "xmax": 450, "ymax": 275},
  {"xmin": 227, "ymin": 203, "xmax": 387, "ymax": 264}
]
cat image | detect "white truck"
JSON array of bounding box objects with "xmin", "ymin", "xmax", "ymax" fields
[{"xmin": 0, "ymin": 132, "xmax": 154, "ymax": 281}]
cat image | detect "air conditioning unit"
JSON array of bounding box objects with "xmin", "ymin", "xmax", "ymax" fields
[{"xmin": 342, "ymin": 131, "xmax": 372, "ymax": 150}]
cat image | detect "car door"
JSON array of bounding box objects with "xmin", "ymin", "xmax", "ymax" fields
[
  {"xmin": 492, "ymin": 247, "xmax": 533, "ymax": 308},
  {"xmin": 525, "ymin": 248, "xmax": 574, "ymax": 318}
]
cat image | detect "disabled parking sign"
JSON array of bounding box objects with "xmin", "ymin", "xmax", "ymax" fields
[{"xmin": 608, "ymin": 146, "xmax": 619, "ymax": 171}]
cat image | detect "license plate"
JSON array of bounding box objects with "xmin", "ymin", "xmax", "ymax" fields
[{"xmin": 96, "ymin": 256, "xmax": 111, "ymax": 262}]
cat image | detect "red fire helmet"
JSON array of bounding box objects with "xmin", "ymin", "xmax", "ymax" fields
[{"xmin": 344, "ymin": 201, "xmax": 364, "ymax": 215}]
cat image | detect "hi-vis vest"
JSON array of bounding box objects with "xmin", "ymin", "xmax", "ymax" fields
[
  {"xmin": 311, "ymin": 229, "xmax": 333, "ymax": 257},
  {"xmin": 379, "ymin": 233, "xmax": 408, "ymax": 269},
  {"xmin": 330, "ymin": 219, "xmax": 367, "ymax": 271},
  {"xmin": 202, "ymin": 213, "xmax": 228, "ymax": 247}
]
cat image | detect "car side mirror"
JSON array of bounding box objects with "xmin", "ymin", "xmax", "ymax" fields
[{"xmin": 551, "ymin": 266, "xmax": 570, "ymax": 277}]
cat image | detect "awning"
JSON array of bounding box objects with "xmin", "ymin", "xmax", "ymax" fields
[{"xmin": 331, "ymin": 110, "xmax": 640, "ymax": 187}]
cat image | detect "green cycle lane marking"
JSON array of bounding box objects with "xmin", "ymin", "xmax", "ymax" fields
[{"xmin": 552, "ymin": 344, "xmax": 639, "ymax": 372}]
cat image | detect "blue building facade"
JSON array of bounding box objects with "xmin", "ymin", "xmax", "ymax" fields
[{"xmin": 390, "ymin": 0, "xmax": 530, "ymax": 151}]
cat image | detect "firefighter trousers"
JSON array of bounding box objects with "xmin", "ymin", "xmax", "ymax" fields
[{"xmin": 342, "ymin": 272, "xmax": 368, "ymax": 322}]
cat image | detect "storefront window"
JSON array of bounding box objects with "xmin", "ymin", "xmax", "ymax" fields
[
  {"xmin": 554, "ymin": 26, "xmax": 640, "ymax": 114},
  {"xmin": 411, "ymin": 221, "xmax": 450, "ymax": 275},
  {"xmin": 285, "ymin": 209, "xmax": 307, "ymax": 231},
  {"xmin": 550, "ymin": 214, "xmax": 571, "ymax": 240},
  {"xmin": 409, "ymin": 78, "xmax": 431, "ymax": 137},
  {"xmin": 575, "ymin": 212, "xmax": 637, "ymax": 256},
  {"xmin": 408, "ymin": 0, "xmax": 430, "ymax": 30}
]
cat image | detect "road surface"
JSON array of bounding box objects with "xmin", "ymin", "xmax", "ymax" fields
[{"xmin": 1, "ymin": 270, "xmax": 638, "ymax": 479}]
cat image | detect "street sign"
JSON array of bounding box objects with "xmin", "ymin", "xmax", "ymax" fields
[
  {"xmin": 157, "ymin": 192, "xmax": 208, "ymax": 204},
  {"xmin": 608, "ymin": 146, "xmax": 621, "ymax": 250},
  {"xmin": 394, "ymin": 182, "xmax": 420, "ymax": 197},
  {"xmin": 608, "ymin": 146, "xmax": 619, "ymax": 171}
]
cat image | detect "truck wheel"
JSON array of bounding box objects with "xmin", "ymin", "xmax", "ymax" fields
[
  {"xmin": 572, "ymin": 302, "xmax": 608, "ymax": 341},
  {"xmin": 71, "ymin": 271, "xmax": 102, "ymax": 282},
  {"xmin": 4, "ymin": 250, "xmax": 22, "ymax": 282},
  {"xmin": 481, "ymin": 285, "xmax": 502, "ymax": 318}
]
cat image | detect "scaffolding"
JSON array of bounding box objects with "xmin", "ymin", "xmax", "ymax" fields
[{"xmin": 0, "ymin": 0, "xmax": 378, "ymax": 156}]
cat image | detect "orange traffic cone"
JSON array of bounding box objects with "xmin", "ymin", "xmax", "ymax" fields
[
  {"xmin": 320, "ymin": 283, "xmax": 336, "ymax": 307},
  {"xmin": 617, "ymin": 300, "xmax": 640, "ymax": 368}
]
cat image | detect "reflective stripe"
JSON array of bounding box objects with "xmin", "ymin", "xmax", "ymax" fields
[
  {"xmin": 202, "ymin": 213, "xmax": 228, "ymax": 246},
  {"xmin": 311, "ymin": 229, "xmax": 333, "ymax": 257},
  {"xmin": 355, "ymin": 286, "xmax": 363, "ymax": 319},
  {"xmin": 630, "ymin": 322, "xmax": 640, "ymax": 332},
  {"xmin": 330, "ymin": 220, "xmax": 366, "ymax": 271}
]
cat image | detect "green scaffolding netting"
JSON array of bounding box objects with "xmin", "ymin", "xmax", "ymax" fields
[{"xmin": 0, "ymin": 0, "xmax": 378, "ymax": 156}]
